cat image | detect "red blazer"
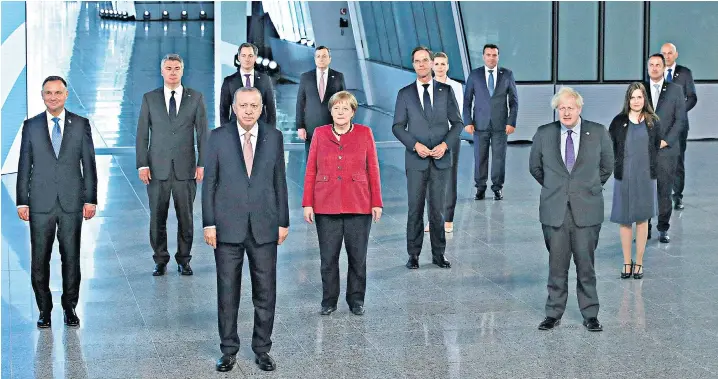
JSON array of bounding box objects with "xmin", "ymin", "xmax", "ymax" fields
[{"xmin": 302, "ymin": 124, "xmax": 383, "ymax": 214}]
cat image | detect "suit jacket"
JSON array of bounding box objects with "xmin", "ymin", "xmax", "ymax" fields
[
  {"xmin": 392, "ymin": 80, "xmax": 464, "ymax": 170},
  {"xmin": 463, "ymin": 66, "xmax": 519, "ymax": 131},
  {"xmin": 296, "ymin": 68, "xmax": 346, "ymax": 138},
  {"xmin": 136, "ymin": 87, "xmax": 208, "ymax": 181},
  {"xmin": 645, "ymin": 81, "xmax": 686, "ymax": 156},
  {"xmin": 608, "ymin": 114, "xmax": 661, "ymax": 180},
  {"xmin": 529, "ymin": 120, "xmax": 614, "ymax": 228},
  {"xmin": 17, "ymin": 111, "xmax": 98, "ymax": 213},
  {"xmin": 202, "ymin": 121, "xmax": 289, "ymax": 245},
  {"xmin": 220, "ymin": 71, "xmax": 277, "ymax": 126},
  {"xmin": 671, "ymin": 65, "xmax": 698, "ymax": 115},
  {"xmin": 302, "ymin": 124, "xmax": 382, "ymax": 214}
]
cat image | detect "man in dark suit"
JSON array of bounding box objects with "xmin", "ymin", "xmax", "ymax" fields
[
  {"xmin": 203, "ymin": 87, "xmax": 289, "ymax": 373},
  {"xmin": 661, "ymin": 43, "xmax": 697, "ymax": 210},
  {"xmin": 529, "ymin": 87, "xmax": 613, "ymax": 332},
  {"xmin": 463, "ymin": 44, "xmax": 519, "ymax": 200},
  {"xmin": 17, "ymin": 76, "xmax": 98, "ymax": 328},
  {"xmin": 136, "ymin": 54, "xmax": 208, "ymax": 276},
  {"xmin": 645, "ymin": 53, "xmax": 687, "ymax": 243},
  {"xmin": 392, "ymin": 46, "xmax": 463, "ymax": 270},
  {"xmin": 220, "ymin": 42, "xmax": 277, "ymax": 126},
  {"xmin": 296, "ymin": 45, "xmax": 346, "ymax": 156}
]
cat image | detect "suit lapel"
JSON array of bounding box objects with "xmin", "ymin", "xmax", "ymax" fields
[
  {"xmin": 573, "ymin": 122, "xmax": 590, "ymax": 170},
  {"xmin": 251, "ymin": 125, "xmax": 268, "ymax": 181},
  {"xmin": 492, "ymin": 68, "xmax": 503, "ymax": 98},
  {"xmin": 57, "ymin": 113, "xmax": 74, "ymax": 159},
  {"xmin": 229, "ymin": 123, "xmax": 250, "ymax": 181},
  {"xmin": 40, "ymin": 113, "xmax": 57, "ymax": 159},
  {"xmin": 655, "ymin": 82, "xmax": 669, "ymax": 111},
  {"xmin": 552, "ymin": 123, "xmax": 569, "ymax": 175},
  {"xmin": 412, "ymin": 83, "xmax": 428, "ymax": 121},
  {"xmin": 175, "ymin": 88, "xmax": 192, "ymax": 123}
]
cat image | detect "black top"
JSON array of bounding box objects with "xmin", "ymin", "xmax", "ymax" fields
[{"xmin": 608, "ymin": 113, "xmax": 661, "ymax": 180}]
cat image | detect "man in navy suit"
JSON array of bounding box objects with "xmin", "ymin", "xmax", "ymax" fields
[
  {"xmin": 220, "ymin": 43, "xmax": 277, "ymax": 126},
  {"xmin": 661, "ymin": 42, "xmax": 697, "ymax": 210},
  {"xmin": 203, "ymin": 87, "xmax": 289, "ymax": 373},
  {"xmin": 463, "ymin": 44, "xmax": 519, "ymax": 201},
  {"xmin": 392, "ymin": 46, "xmax": 463, "ymax": 270},
  {"xmin": 17, "ymin": 76, "xmax": 98, "ymax": 328}
]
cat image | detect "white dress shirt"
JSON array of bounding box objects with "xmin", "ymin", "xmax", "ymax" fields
[
  {"xmin": 416, "ymin": 79, "xmax": 434, "ymax": 110},
  {"xmin": 163, "ymin": 85, "xmax": 183, "ymax": 115},
  {"xmin": 484, "ymin": 66, "xmax": 498, "ymax": 93},
  {"xmin": 444, "ymin": 77, "xmax": 464, "ymax": 119},
  {"xmin": 665, "ymin": 63, "xmax": 677, "ymax": 81},
  {"xmin": 316, "ymin": 67, "xmax": 329, "ymax": 90},
  {"xmin": 204, "ymin": 122, "xmax": 259, "ymax": 230},
  {"xmin": 560, "ymin": 119, "xmax": 582, "ymax": 165},
  {"xmin": 19, "ymin": 109, "xmax": 95, "ymax": 208},
  {"xmin": 239, "ymin": 69, "xmax": 255, "ymax": 88},
  {"xmin": 46, "ymin": 109, "xmax": 66, "ymax": 139},
  {"xmin": 649, "ymin": 78, "xmax": 664, "ymax": 110}
]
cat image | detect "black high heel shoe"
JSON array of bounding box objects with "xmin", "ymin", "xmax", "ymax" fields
[
  {"xmin": 633, "ymin": 264, "xmax": 643, "ymax": 279},
  {"xmin": 621, "ymin": 261, "xmax": 634, "ymax": 279}
]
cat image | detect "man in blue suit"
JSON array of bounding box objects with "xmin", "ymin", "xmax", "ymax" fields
[{"xmin": 463, "ymin": 44, "xmax": 519, "ymax": 200}]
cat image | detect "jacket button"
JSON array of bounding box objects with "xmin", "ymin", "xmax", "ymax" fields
[
  {"xmin": 339, "ymin": 146, "xmax": 343, "ymax": 151},
  {"xmin": 338, "ymin": 156, "xmax": 342, "ymax": 160},
  {"xmin": 338, "ymin": 166, "xmax": 341, "ymax": 170},
  {"xmin": 338, "ymin": 176, "xmax": 341, "ymax": 180}
]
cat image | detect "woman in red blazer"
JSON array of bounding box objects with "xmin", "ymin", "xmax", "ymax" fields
[{"xmin": 302, "ymin": 91, "xmax": 383, "ymax": 316}]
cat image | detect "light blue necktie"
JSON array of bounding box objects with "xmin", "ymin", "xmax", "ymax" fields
[
  {"xmin": 666, "ymin": 68, "xmax": 673, "ymax": 82},
  {"xmin": 488, "ymin": 69, "xmax": 495, "ymax": 97},
  {"xmin": 51, "ymin": 117, "xmax": 62, "ymax": 157}
]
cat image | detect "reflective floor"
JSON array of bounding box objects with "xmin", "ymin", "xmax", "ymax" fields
[
  {"xmin": 4, "ymin": 3, "xmax": 718, "ymax": 379},
  {"xmin": 3, "ymin": 141, "xmax": 718, "ymax": 378}
]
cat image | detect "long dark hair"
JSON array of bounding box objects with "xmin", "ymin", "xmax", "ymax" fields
[{"xmin": 621, "ymin": 82, "xmax": 658, "ymax": 128}]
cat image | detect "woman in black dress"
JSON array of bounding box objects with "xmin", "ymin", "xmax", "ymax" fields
[{"xmin": 608, "ymin": 82, "xmax": 661, "ymax": 279}]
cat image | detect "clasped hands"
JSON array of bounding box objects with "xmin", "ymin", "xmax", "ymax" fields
[{"xmin": 414, "ymin": 142, "xmax": 448, "ymax": 159}]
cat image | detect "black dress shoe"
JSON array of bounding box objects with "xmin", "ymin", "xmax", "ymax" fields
[
  {"xmin": 152, "ymin": 263, "xmax": 167, "ymax": 276},
  {"xmin": 674, "ymin": 198, "xmax": 684, "ymax": 210},
  {"xmin": 177, "ymin": 263, "xmax": 193, "ymax": 276},
  {"xmin": 350, "ymin": 305, "xmax": 365, "ymax": 316},
  {"xmin": 582, "ymin": 317, "xmax": 603, "ymax": 332},
  {"xmin": 633, "ymin": 264, "xmax": 644, "ymax": 279},
  {"xmin": 475, "ymin": 190, "xmax": 485, "ymax": 200},
  {"xmin": 406, "ymin": 256, "xmax": 419, "ymax": 269},
  {"xmin": 659, "ymin": 231, "xmax": 670, "ymax": 243},
  {"xmin": 432, "ymin": 255, "xmax": 451, "ymax": 268},
  {"xmin": 63, "ymin": 308, "xmax": 80, "ymax": 327},
  {"xmin": 621, "ymin": 261, "xmax": 634, "ymax": 279},
  {"xmin": 320, "ymin": 305, "xmax": 337, "ymax": 315},
  {"xmin": 493, "ymin": 190, "xmax": 503, "ymax": 200},
  {"xmin": 255, "ymin": 352, "xmax": 276, "ymax": 371},
  {"xmin": 216, "ymin": 354, "xmax": 236, "ymax": 372},
  {"xmin": 538, "ymin": 316, "xmax": 560, "ymax": 330},
  {"xmin": 37, "ymin": 311, "xmax": 51, "ymax": 329}
]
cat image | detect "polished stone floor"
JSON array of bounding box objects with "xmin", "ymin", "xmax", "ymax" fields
[{"xmin": 3, "ymin": 140, "xmax": 718, "ymax": 378}]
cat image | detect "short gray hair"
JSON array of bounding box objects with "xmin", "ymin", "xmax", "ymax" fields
[
  {"xmin": 551, "ymin": 87, "xmax": 584, "ymax": 109},
  {"xmin": 161, "ymin": 53, "xmax": 184, "ymax": 70},
  {"xmin": 233, "ymin": 87, "xmax": 262, "ymax": 105}
]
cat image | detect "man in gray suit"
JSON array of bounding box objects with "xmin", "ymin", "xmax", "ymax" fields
[
  {"xmin": 393, "ymin": 46, "xmax": 463, "ymax": 270},
  {"xmin": 17, "ymin": 76, "xmax": 98, "ymax": 328},
  {"xmin": 463, "ymin": 44, "xmax": 519, "ymax": 200},
  {"xmin": 136, "ymin": 53, "xmax": 208, "ymax": 276},
  {"xmin": 296, "ymin": 45, "xmax": 346, "ymax": 156},
  {"xmin": 203, "ymin": 87, "xmax": 289, "ymax": 373},
  {"xmin": 645, "ymin": 53, "xmax": 687, "ymax": 243},
  {"xmin": 529, "ymin": 87, "xmax": 613, "ymax": 332},
  {"xmin": 661, "ymin": 43, "xmax": 697, "ymax": 210}
]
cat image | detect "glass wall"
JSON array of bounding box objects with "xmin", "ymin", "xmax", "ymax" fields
[
  {"xmin": 604, "ymin": 2, "xmax": 644, "ymax": 81},
  {"xmin": 649, "ymin": 2, "xmax": 718, "ymax": 80},
  {"xmin": 557, "ymin": 2, "xmax": 598, "ymax": 81},
  {"xmin": 359, "ymin": 1, "xmax": 464, "ymax": 80},
  {"xmin": 459, "ymin": 1, "xmax": 552, "ymax": 82},
  {"xmin": 262, "ymin": 0, "xmax": 314, "ymax": 43}
]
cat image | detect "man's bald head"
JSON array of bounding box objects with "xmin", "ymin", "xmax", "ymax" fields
[{"xmin": 660, "ymin": 43, "xmax": 678, "ymax": 67}]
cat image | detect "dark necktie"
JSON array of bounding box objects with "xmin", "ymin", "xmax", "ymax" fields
[
  {"xmin": 422, "ymin": 83, "xmax": 432, "ymax": 119},
  {"xmin": 488, "ymin": 69, "xmax": 495, "ymax": 96},
  {"xmin": 244, "ymin": 74, "xmax": 251, "ymax": 87},
  {"xmin": 565, "ymin": 130, "xmax": 575, "ymax": 172},
  {"xmin": 666, "ymin": 68, "xmax": 673, "ymax": 82},
  {"xmin": 169, "ymin": 90, "xmax": 177, "ymax": 121}
]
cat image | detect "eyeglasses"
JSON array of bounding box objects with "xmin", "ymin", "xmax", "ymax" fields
[{"xmin": 237, "ymin": 103, "xmax": 260, "ymax": 111}]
